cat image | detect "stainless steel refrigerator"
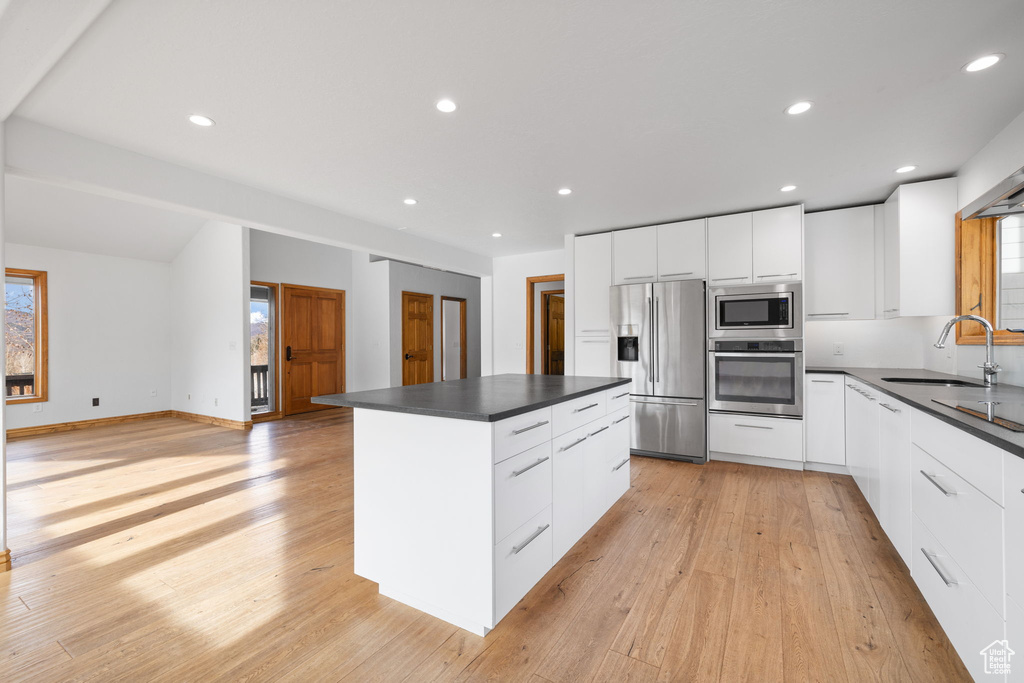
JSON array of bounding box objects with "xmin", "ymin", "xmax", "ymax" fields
[{"xmin": 610, "ymin": 280, "xmax": 706, "ymax": 463}]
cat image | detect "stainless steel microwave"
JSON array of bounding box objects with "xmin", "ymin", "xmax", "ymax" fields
[{"xmin": 708, "ymin": 283, "xmax": 802, "ymax": 340}]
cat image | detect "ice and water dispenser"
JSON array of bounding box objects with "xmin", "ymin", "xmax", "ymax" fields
[{"xmin": 617, "ymin": 325, "xmax": 639, "ymax": 362}]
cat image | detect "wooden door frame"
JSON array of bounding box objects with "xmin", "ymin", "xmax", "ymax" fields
[
  {"xmin": 281, "ymin": 283, "xmax": 346, "ymax": 416},
  {"xmin": 525, "ymin": 274, "xmax": 565, "ymax": 374},
  {"xmin": 540, "ymin": 289, "xmax": 564, "ymax": 375},
  {"xmin": 440, "ymin": 296, "xmax": 467, "ymax": 381},
  {"xmin": 402, "ymin": 290, "xmax": 435, "ymax": 386},
  {"xmin": 250, "ymin": 280, "xmax": 282, "ymax": 423}
]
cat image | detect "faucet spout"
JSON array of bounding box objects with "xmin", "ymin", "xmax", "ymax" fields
[{"xmin": 935, "ymin": 315, "xmax": 999, "ymax": 385}]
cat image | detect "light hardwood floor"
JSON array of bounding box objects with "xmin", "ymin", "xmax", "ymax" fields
[{"xmin": 1, "ymin": 410, "xmax": 970, "ymax": 681}]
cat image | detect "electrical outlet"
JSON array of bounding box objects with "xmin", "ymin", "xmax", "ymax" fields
[
  {"xmin": 187, "ymin": 393, "xmax": 191, "ymax": 400},
  {"xmin": 228, "ymin": 341, "xmax": 237, "ymax": 351},
  {"xmin": 92, "ymin": 397, "xmax": 100, "ymax": 406},
  {"xmin": 32, "ymin": 404, "xmax": 42, "ymax": 413},
  {"xmin": 833, "ymin": 342, "xmax": 844, "ymax": 356},
  {"xmin": 214, "ymin": 397, "xmax": 219, "ymax": 407},
  {"xmin": 150, "ymin": 390, "xmax": 158, "ymax": 397}
]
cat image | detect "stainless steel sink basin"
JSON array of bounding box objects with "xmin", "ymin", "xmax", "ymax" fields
[{"xmin": 881, "ymin": 377, "xmax": 986, "ymax": 388}]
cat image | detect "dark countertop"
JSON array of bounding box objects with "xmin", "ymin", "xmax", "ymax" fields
[
  {"xmin": 806, "ymin": 365, "xmax": 1024, "ymax": 459},
  {"xmin": 312, "ymin": 374, "xmax": 631, "ymax": 423}
]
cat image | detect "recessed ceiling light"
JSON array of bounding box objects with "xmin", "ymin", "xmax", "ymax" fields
[
  {"xmin": 895, "ymin": 165, "xmax": 917, "ymax": 174},
  {"xmin": 558, "ymin": 188, "xmax": 572, "ymax": 196},
  {"xmin": 780, "ymin": 185, "xmax": 797, "ymax": 192},
  {"xmin": 492, "ymin": 232, "xmax": 502, "ymax": 238},
  {"xmin": 188, "ymin": 114, "xmax": 215, "ymax": 127},
  {"xmin": 785, "ymin": 101, "xmax": 813, "ymax": 115},
  {"xmin": 436, "ymin": 99, "xmax": 457, "ymax": 113},
  {"xmin": 963, "ymin": 54, "xmax": 1003, "ymax": 72},
  {"xmin": 403, "ymin": 198, "xmax": 418, "ymax": 205}
]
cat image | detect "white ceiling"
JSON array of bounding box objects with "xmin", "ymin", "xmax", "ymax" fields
[
  {"xmin": 4, "ymin": 176, "xmax": 205, "ymax": 262},
  {"xmin": 11, "ymin": 0, "xmax": 1024, "ymax": 258}
]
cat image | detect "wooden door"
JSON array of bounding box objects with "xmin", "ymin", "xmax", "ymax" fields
[
  {"xmin": 402, "ymin": 291, "xmax": 434, "ymax": 385},
  {"xmin": 543, "ymin": 291, "xmax": 564, "ymax": 375},
  {"xmin": 282, "ymin": 284, "xmax": 345, "ymax": 415}
]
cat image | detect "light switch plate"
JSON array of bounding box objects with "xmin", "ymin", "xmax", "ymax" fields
[{"xmin": 833, "ymin": 342, "xmax": 844, "ymax": 356}]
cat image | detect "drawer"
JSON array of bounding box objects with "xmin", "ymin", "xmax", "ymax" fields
[
  {"xmin": 552, "ymin": 391, "xmax": 607, "ymax": 436},
  {"xmin": 913, "ymin": 444, "xmax": 1004, "ymax": 615},
  {"xmin": 912, "ymin": 409, "xmax": 1004, "ymax": 504},
  {"xmin": 912, "ymin": 514, "xmax": 1004, "ymax": 683},
  {"xmin": 708, "ymin": 413, "xmax": 803, "ymax": 462},
  {"xmin": 606, "ymin": 384, "xmax": 632, "ymax": 413},
  {"xmin": 495, "ymin": 506, "xmax": 553, "ymax": 622},
  {"xmin": 1007, "ymin": 453, "xmax": 1024, "ymax": 607},
  {"xmin": 493, "ymin": 406, "xmax": 552, "ymax": 464},
  {"xmin": 607, "ymin": 450, "xmax": 631, "ymax": 509},
  {"xmin": 494, "ymin": 442, "xmax": 553, "ymax": 544}
]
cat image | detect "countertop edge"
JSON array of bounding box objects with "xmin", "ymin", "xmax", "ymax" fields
[
  {"xmin": 806, "ymin": 367, "xmax": 1024, "ymax": 459},
  {"xmin": 312, "ymin": 377, "xmax": 631, "ymax": 423}
]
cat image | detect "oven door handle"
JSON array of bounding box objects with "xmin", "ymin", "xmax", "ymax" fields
[{"xmin": 710, "ymin": 352, "xmax": 799, "ymax": 359}]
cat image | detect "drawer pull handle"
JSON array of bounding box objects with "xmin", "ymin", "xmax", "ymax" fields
[
  {"xmin": 613, "ymin": 392, "xmax": 630, "ymax": 399},
  {"xmin": 879, "ymin": 403, "xmax": 900, "ymax": 413},
  {"xmin": 511, "ymin": 420, "xmax": 549, "ymax": 435},
  {"xmin": 712, "ymin": 276, "xmax": 748, "ymax": 282},
  {"xmin": 613, "ymin": 415, "xmax": 630, "ymax": 424},
  {"xmin": 588, "ymin": 425, "xmax": 610, "ymax": 437},
  {"xmin": 920, "ymin": 470, "xmax": 957, "ymax": 497},
  {"xmin": 580, "ymin": 329, "xmax": 607, "ymax": 333},
  {"xmin": 613, "ymin": 458, "xmax": 630, "ymax": 472},
  {"xmin": 574, "ymin": 403, "xmax": 599, "ymax": 413},
  {"xmin": 736, "ymin": 423, "xmax": 773, "ymax": 430},
  {"xmin": 920, "ymin": 548, "xmax": 958, "ymax": 587},
  {"xmin": 810, "ymin": 379, "xmax": 835, "ymax": 383},
  {"xmin": 661, "ymin": 271, "xmax": 693, "ymax": 277},
  {"xmin": 512, "ymin": 524, "xmax": 550, "ymax": 554},
  {"xmin": 512, "ymin": 456, "xmax": 550, "ymax": 477},
  {"xmin": 624, "ymin": 275, "xmax": 655, "ymax": 280},
  {"xmin": 559, "ymin": 437, "xmax": 587, "ymax": 452},
  {"xmin": 757, "ymin": 272, "xmax": 798, "ymax": 279},
  {"xmin": 807, "ymin": 312, "xmax": 849, "ymax": 317}
]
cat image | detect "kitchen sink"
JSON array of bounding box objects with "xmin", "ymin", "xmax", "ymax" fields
[{"xmin": 880, "ymin": 377, "xmax": 986, "ymax": 388}]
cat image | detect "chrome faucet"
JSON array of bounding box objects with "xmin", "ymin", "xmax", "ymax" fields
[{"xmin": 934, "ymin": 315, "xmax": 1000, "ymax": 385}]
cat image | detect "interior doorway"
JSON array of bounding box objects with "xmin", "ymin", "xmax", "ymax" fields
[
  {"xmin": 541, "ymin": 290, "xmax": 565, "ymax": 375},
  {"xmin": 282, "ymin": 284, "xmax": 345, "ymax": 415},
  {"xmin": 402, "ymin": 291, "xmax": 434, "ymax": 385},
  {"xmin": 441, "ymin": 296, "xmax": 467, "ymax": 381},
  {"xmin": 525, "ymin": 274, "xmax": 565, "ymax": 374},
  {"xmin": 250, "ymin": 281, "xmax": 279, "ymax": 419}
]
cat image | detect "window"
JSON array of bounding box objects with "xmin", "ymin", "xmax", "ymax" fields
[
  {"xmin": 250, "ymin": 282, "xmax": 278, "ymax": 416},
  {"xmin": 5, "ymin": 269, "xmax": 48, "ymax": 403}
]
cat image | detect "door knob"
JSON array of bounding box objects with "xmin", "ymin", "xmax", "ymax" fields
[
  {"xmin": 405, "ymin": 353, "xmax": 413, "ymax": 360},
  {"xmin": 286, "ymin": 346, "xmax": 293, "ymax": 361}
]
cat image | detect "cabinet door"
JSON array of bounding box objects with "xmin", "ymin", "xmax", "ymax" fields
[
  {"xmin": 844, "ymin": 381, "xmax": 879, "ymax": 507},
  {"xmin": 805, "ymin": 374, "xmax": 845, "ymax": 465},
  {"xmin": 804, "ymin": 206, "xmax": 876, "ymax": 320},
  {"xmin": 607, "ymin": 409, "xmax": 631, "ymax": 509},
  {"xmin": 752, "ymin": 205, "xmax": 802, "ymax": 282},
  {"xmin": 582, "ymin": 417, "xmax": 613, "ymax": 528},
  {"xmin": 657, "ymin": 219, "xmax": 706, "ymax": 281},
  {"xmin": 575, "ymin": 233, "xmax": 612, "ymax": 336},
  {"xmin": 896, "ymin": 178, "xmax": 957, "ymax": 317},
  {"xmin": 1006, "ymin": 453, "xmax": 1024, "ymax": 608},
  {"xmin": 877, "ymin": 398, "xmax": 912, "ymax": 564},
  {"xmin": 883, "ymin": 191, "xmax": 900, "ymax": 317},
  {"xmin": 612, "ymin": 227, "xmax": 657, "ymax": 285},
  {"xmin": 575, "ymin": 337, "xmax": 611, "ymax": 377},
  {"xmin": 707, "ymin": 212, "xmax": 752, "ymax": 285},
  {"xmin": 552, "ymin": 427, "xmax": 587, "ymax": 560}
]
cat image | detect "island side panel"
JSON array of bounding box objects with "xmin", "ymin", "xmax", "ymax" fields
[{"xmin": 353, "ymin": 408, "xmax": 495, "ymax": 631}]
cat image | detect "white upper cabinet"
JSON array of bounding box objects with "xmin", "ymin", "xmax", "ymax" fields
[
  {"xmin": 707, "ymin": 212, "xmax": 753, "ymax": 285},
  {"xmin": 883, "ymin": 178, "xmax": 957, "ymax": 318},
  {"xmin": 752, "ymin": 205, "xmax": 802, "ymax": 283},
  {"xmin": 612, "ymin": 226, "xmax": 658, "ymax": 284},
  {"xmin": 805, "ymin": 205, "xmax": 877, "ymax": 320},
  {"xmin": 574, "ymin": 233, "xmax": 612, "ymax": 337},
  {"xmin": 657, "ymin": 219, "xmax": 706, "ymax": 281}
]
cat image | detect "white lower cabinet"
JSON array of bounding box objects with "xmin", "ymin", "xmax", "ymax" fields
[
  {"xmin": 805, "ymin": 373, "xmax": 845, "ymax": 465},
  {"xmin": 877, "ymin": 397, "xmax": 912, "ymax": 565},
  {"xmin": 1004, "ymin": 452, "xmax": 1024, "ymax": 609},
  {"xmin": 1008, "ymin": 598, "xmax": 1023, "ymax": 682},
  {"xmin": 844, "ymin": 379, "xmax": 880, "ymax": 513},
  {"xmin": 495, "ymin": 506, "xmax": 553, "ymax": 620},
  {"xmin": 493, "ymin": 442, "xmax": 553, "ymax": 544},
  {"xmin": 708, "ymin": 413, "xmax": 803, "ymax": 462},
  {"xmin": 552, "ymin": 426, "xmax": 587, "ymax": 560}
]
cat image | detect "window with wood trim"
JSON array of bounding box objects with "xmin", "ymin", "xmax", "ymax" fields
[{"xmin": 5, "ymin": 269, "xmax": 48, "ymax": 402}]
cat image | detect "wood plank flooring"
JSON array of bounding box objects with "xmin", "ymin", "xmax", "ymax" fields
[{"xmin": 0, "ymin": 410, "xmax": 971, "ymax": 681}]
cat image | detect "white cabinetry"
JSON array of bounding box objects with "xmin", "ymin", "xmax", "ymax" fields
[
  {"xmin": 805, "ymin": 206, "xmax": 877, "ymax": 320},
  {"xmin": 844, "ymin": 379, "xmax": 880, "ymax": 514},
  {"xmin": 708, "ymin": 413, "xmax": 803, "ymax": 463},
  {"xmin": 707, "ymin": 212, "xmax": 753, "ymax": 285},
  {"xmin": 573, "ymin": 337, "xmax": 611, "ymax": 377},
  {"xmin": 882, "ymin": 178, "xmax": 957, "ymax": 318},
  {"xmin": 574, "ymin": 233, "xmax": 612, "ymax": 336},
  {"xmin": 804, "ymin": 373, "xmax": 845, "ymax": 466},
  {"xmin": 612, "ymin": 227, "xmax": 658, "ymax": 284},
  {"xmin": 657, "ymin": 219, "xmax": 706, "ymax": 281},
  {"xmin": 1005, "ymin": 452, "xmax": 1024, "ymax": 614},
  {"xmin": 752, "ymin": 205, "xmax": 802, "ymax": 283},
  {"xmin": 877, "ymin": 397, "xmax": 912, "ymax": 564}
]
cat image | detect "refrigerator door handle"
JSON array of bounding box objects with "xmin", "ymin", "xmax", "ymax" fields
[
  {"xmin": 646, "ymin": 295, "xmax": 653, "ymax": 384},
  {"xmin": 654, "ymin": 296, "xmax": 660, "ymax": 384}
]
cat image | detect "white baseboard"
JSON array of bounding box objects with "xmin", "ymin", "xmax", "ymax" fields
[
  {"xmin": 803, "ymin": 461, "xmax": 850, "ymax": 475},
  {"xmin": 709, "ymin": 451, "xmax": 804, "ymax": 471}
]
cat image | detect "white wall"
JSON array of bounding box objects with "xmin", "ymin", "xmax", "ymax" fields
[
  {"xmin": 350, "ymin": 252, "xmax": 391, "ymax": 391},
  {"xmin": 806, "ymin": 317, "xmax": 956, "ymax": 373},
  {"xmin": 170, "ymin": 221, "xmax": 249, "ymax": 422},
  {"xmin": 491, "ymin": 249, "xmax": 566, "ymax": 375},
  {"xmin": 5, "ymin": 243, "xmax": 173, "ymax": 429}
]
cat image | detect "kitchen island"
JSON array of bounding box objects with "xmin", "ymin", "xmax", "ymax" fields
[{"xmin": 314, "ymin": 374, "xmax": 632, "ymax": 635}]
